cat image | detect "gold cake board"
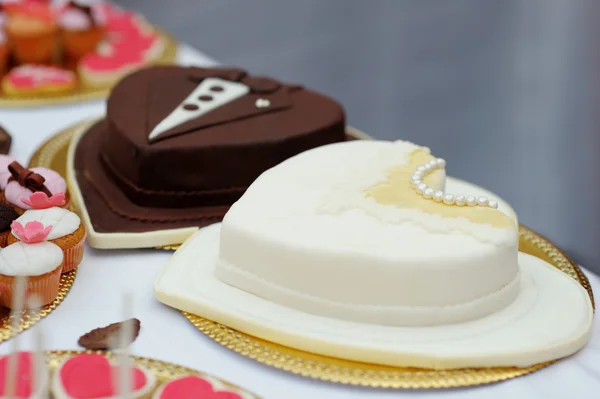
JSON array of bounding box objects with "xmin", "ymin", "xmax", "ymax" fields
[
  {"xmin": 0, "ymin": 28, "xmax": 178, "ymax": 108},
  {"xmin": 0, "ymin": 271, "xmax": 76, "ymax": 344},
  {"xmin": 30, "ymin": 121, "xmax": 595, "ymax": 389},
  {"xmin": 42, "ymin": 350, "xmax": 260, "ymax": 397}
]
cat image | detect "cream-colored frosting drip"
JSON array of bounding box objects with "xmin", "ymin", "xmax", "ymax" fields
[{"xmin": 366, "ymin": 149, "xmax": 514, "ymax": 230}]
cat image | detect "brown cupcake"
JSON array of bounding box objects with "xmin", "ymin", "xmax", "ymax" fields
[{"xmin": 0, "ymin": 203, "xmax": 17, "ymax": 247}]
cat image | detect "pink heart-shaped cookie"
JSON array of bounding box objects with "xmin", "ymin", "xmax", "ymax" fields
[
  {"xmin": 0, "ymin": 351, "xmax": 48, "ymax": 398},
  {"xmin": 153, "ymin": 376, "xmax": 247, "ymax": 399},
  {"xmin": 52, "ymin": 354, "xmax": 155, "ymax": 399}
]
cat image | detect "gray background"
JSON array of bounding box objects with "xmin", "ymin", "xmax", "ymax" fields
[{"xmin": 118, "ymin": 0, "xmax": 600, "ymax": 271}]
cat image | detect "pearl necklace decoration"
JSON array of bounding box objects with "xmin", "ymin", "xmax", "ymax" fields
[{"xmin": 411, "ymin": 158, "xmax": 498, "ymax": 209}]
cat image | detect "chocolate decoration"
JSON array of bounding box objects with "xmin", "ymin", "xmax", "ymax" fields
[
  {"xmin": 73, "ymin": 66, "xmax": 347, "ymax": 233},
  {"xmin": 0, "ymin": 204, "xmax": 18, "ymax": 232},
  {"xmin": 198, "ymin": 95, "xmax": 213, "ymax": 101},
  {"xmin": 183, "ymin": 104, "xmax": 199, "ymax": 111},
  {"xmin": 0, "ymin": 126, "xmax": 12, "ymax": 155},
  {"xmin": 78, "ymin": 318, "xmax": 141, "ymax": 350},
  {"xmin": 7, "ymin": 161, "xmax": 52, "ymax": 197}
]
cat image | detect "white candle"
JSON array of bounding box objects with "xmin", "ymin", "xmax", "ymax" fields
[
  {"xmin": 5, "ymin": 276, "xmax": 27, "ymax": 398},
  {"xmin": 27, "ymin": 295, "xmax": 45, "ymax": 396},
  {"xmin": 117, "ymin": 293, "xmax": 133, "ymax": 399}
]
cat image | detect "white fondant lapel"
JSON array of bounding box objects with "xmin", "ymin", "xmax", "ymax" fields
[{"xmin": 148, "ymin": 78, "xmax": 250, "ymax": 142}]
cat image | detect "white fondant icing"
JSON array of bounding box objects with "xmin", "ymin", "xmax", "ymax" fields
[
  {"xmin": 154, "ymin": 224, "xmax": 593, "ymax": 369},
  {"xmin": 0, "ymin": 242, "xmax": 63, "ymax": 276},
  {"xmin": 13, "ymin": 208, "xmax": 81, "ymax": 241},
  {"xmin": 216, "ymin": 140, "xmax": 519, "ymax": 326},
  {"xmin": 148, "ymin": 78, "xmax": 250, "ymax": 141}
]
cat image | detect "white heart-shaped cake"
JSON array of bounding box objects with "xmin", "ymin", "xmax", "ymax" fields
[
  {"xmin": 155, "ymin": 139, "xmax": 592, "ymax": 369},
  {"xmin": 216, "ymin": 140, "xmax": 519, "ymax": 326}
]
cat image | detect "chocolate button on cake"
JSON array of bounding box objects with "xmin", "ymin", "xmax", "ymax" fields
[{"xmin": 67, "ymin": 66, "xmax": 355, "ymax": 249}]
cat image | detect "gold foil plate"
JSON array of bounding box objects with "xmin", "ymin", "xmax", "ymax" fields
[
  {"xmin": 0, "ymin": 29, "xmax": 177, "ymax": 108},
  {"xmin": 29, "ymin": 120, "xmax": 373, "ymax": 251},
  {"xmin": 0, "ymin": 270, "xmax": 76, "ymax": 344},
  {"xmin": 181, "ymin": 229, "xmax": 594, "ymax": 389},
  {"xmin": 43, "ymin": 350, "xmax": 260, "ymax": 397}
]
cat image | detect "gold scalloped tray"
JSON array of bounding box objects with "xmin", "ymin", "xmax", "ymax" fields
[
  {"xmin": 0, "ymin": 270, "xmax": 76, "ymax": 344},
  {"xmin": 40, "ymin": 350, "xmax": 260, "ymax": 397},
  {"xmin": 182, "ymin": 227, "xmax": 594, "ymax": 389},
  {"xmin": 0, "ymin": 29, "xmax": 177, "ymax": 108}
]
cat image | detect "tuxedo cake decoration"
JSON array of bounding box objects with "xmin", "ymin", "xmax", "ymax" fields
[{"xmin": 67, "ymin": 65, "xmax": 361, "ymax": 249}]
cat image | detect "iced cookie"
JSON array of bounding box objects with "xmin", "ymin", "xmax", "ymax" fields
[
  {"xmin": 78, "ymin": 4, "xmax": 163, "ymax": 88},
  {"xmin": 0, "ymin": 351, "xmax": 48, "ymax": 398},
  {"xmin": 153, "ymin": 376, "xmax": 255, "ymax": 399},
  {"xmin": 2, "ymin": 65, "xmax": 76, "ymax": 97},
  {"xmin": 52, "ymin": 353, "xmax": 155, "ymax": 399}
]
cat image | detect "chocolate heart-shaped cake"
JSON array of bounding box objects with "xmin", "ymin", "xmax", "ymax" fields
[{"xmin": 67, "ymin": 66, "xmax": 351, "ymax": 249}]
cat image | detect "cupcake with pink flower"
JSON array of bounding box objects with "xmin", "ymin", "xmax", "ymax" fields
[
  {"xmin": 8, "ymin": 191, "xmax": 85, "ymax": 273},
  {"xmin": 3, "ymin": 161, "xmax": 69, "ymax": 215},
  {"xmin": 0, "ymin": 220, "xmax": 63, "ymax": 309}
]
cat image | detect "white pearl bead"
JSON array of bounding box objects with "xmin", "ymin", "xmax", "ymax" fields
[
  {"xmin": 477, "ymin": 196, "xmax": 488, "ymax": 206},
  {"xmin": 437, "ymin": 158, "xmax": 446, "ymax": 168},
  {"xmin": 423, "ymin": 188, "xmax": 434, "ymax": 198},
  {"xmin": 417, "ymin": 166, "xmax": 427, "ymax": 173},
  {"xmin": 428, "ymin": 160, "xmax": 438, "ymax": 168},
  {"xmin": 412, "ymin": 180, "xmax": 422, "ymax": 187},
  {"xmin": 443, "ymin": 194, "xmax": 455, "ymax": 205},
  {"xmin": 433, "ymin": 191, "xmax": 444, "ymax": 202},
  {"xmin": 466, "ymin": 195, "xmax": 477, "ymax": 206},
  {"xmin": 413, "ymin": 172, "xmax": 423, "ymax": 179},
  {"xmin": 423, "ymin": 164, "xmax": 432, "ymax": 171},
  {"xmin": 455, "ymin": 195, "xmax": 466, "ymax": 206},
  {"xmin": 488, "ymin": 200, "xmax": 498, "ymax": 209},
  {"xmin": 417, "ymin": 183, "xmax": 428, "ymax": 193}
]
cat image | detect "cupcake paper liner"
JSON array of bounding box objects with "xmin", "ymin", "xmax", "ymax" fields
[
  {"xmin": 62, "ymin": 232, "xmax": 85, "ymax": 273},
  {"xmin": 0, "ymin": 264, "xmax": 62, "ymax": 309}
]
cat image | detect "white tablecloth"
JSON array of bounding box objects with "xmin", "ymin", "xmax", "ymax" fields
[{"xmin": 0, "ymin": 45, "xmax": 599, "ymax": 399}]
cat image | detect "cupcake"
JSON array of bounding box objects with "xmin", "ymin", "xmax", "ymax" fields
[
  {"xmin": 52, "ymin": 353, "xmax": 156, "ymax": 399},
  {"xmin": 59, "ymin": 1, "xmax": 105, "ymax": 64},
  {"xmin": 0, "ymin": 222, "xmax": 63, "ymax": 309},
  {"xmin": 0, "ymin": 203, "xmax": 18, "ymax": 248},
  {"xmin": 8, "ymin": 197, "xmax": 85, "ymax": 273},
  {"xmin": 5, "ymin": 1, "xmax": 58, "ymax": 64},
  {"xmin": 0, "ymin": 351, "xmax": 49, "ymax": 398},
  {"xmin": 4, "ymin": 161, "xmax": 69, "ymax": 215}
]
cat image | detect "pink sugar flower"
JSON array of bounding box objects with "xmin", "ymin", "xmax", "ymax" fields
[
  {"xmin": 10, "ymin": 221, "xmax": 53, "ymax": 244},
  {"xmin": 21, "ymin": 192, "xmax": 66, "ymax": 210}
]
